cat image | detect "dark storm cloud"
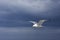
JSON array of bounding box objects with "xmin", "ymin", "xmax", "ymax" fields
[
  {"xmin": 0, "ymin": 0, "xmax": 60, "ymax": 27},
  {"xmin": 0, "ymin": 0, "xmax": 60, "ymax": 13},
  {"xmin": 0, "ymin": 0, "xmax": 60, "ymax": 16}
]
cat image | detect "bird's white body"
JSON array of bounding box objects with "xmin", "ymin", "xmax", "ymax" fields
[
  {"xmin": 33, "ymin": 23, "xmax": 43, "ymax": 28},
  {"xmin": 29, "ymin": 20, "xmax": 47, "ymax": 28},
  {"xmin": 33, "ymin": 24, "xmax": 38, "ymax": 27}
]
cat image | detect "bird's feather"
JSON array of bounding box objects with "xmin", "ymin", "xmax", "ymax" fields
[
  {"xmin": 38, "ymin": 20, "xmax": 47, "ymax": 25},
  {"xmin": 29, "ymin": 21, "xmax": 37, "ymax": 24}
]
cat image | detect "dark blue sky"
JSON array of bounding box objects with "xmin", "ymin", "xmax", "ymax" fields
[{"xmin": 0, "ymin": 0, "xmax": 60, "ymax": 40}]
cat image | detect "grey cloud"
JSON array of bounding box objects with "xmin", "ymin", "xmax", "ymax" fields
[
  {"xmin": 0, "ymin": 27, "xmax": 60, "ymax": 40},
  {"xmin": 0, "ymin": 0, "xmax": 60, "ymax": 27},
  {"xmin": 0, "ymin": 0, "xmax": 60, "ymax": 16},
  {"xmin": 0, "ymin": 0, "xmax": 60, "ymax": 13}
]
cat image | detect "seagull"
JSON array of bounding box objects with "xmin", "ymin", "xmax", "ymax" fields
[{"xmin": 29, "ymin": 20, "xmax": 47, "ymax": 28}]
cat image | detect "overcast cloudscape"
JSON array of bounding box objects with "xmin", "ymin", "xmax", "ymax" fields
[{"xmin": 0, "ymin": 0, "xmax": 60, "ymax": 40}]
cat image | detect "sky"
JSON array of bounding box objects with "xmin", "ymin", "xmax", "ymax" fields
[{"xmin": 0, "ymin": 0, "xmax": 60, "ymax": 40}]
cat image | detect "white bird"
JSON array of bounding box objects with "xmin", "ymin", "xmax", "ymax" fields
[{"xmin": 29, "ymin": 20, "xmax": 47, "ymax": 28}]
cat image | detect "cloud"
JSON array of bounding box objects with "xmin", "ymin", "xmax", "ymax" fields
[
  {"xmin": 0, "ymin": 0, "xmax": 60, "ymax": 13},
  {"xmin": 0, "ymin": 27, "xmax": 60, "ymax": 33},
  {"xmin": 9, "ymin": 0, "xmax": 53, "ymax": 12},
  {"xmin": 0, "ymin": 0, "xmax": 60, "ymax": 22},
  {"xmin": 0, "ymin": 27, "xmax": 60, "ymax": 40},
  {"xmin": 0, "ymin": 0, "xmax": 60, "ymax": 17}
]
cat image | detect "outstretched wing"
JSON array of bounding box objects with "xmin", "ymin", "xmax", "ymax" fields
[
  {"xmin": 29, "ymin": 21, "xmax": 37, "ymax": 24},
  {"xmin": 38, "ymin": 20, "xmax": 47, "ymax": 25}
]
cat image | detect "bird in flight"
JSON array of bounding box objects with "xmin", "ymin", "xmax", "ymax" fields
[{"xmin": 29, "ymin": 20, "xmax": 47, "ymax": 28}]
